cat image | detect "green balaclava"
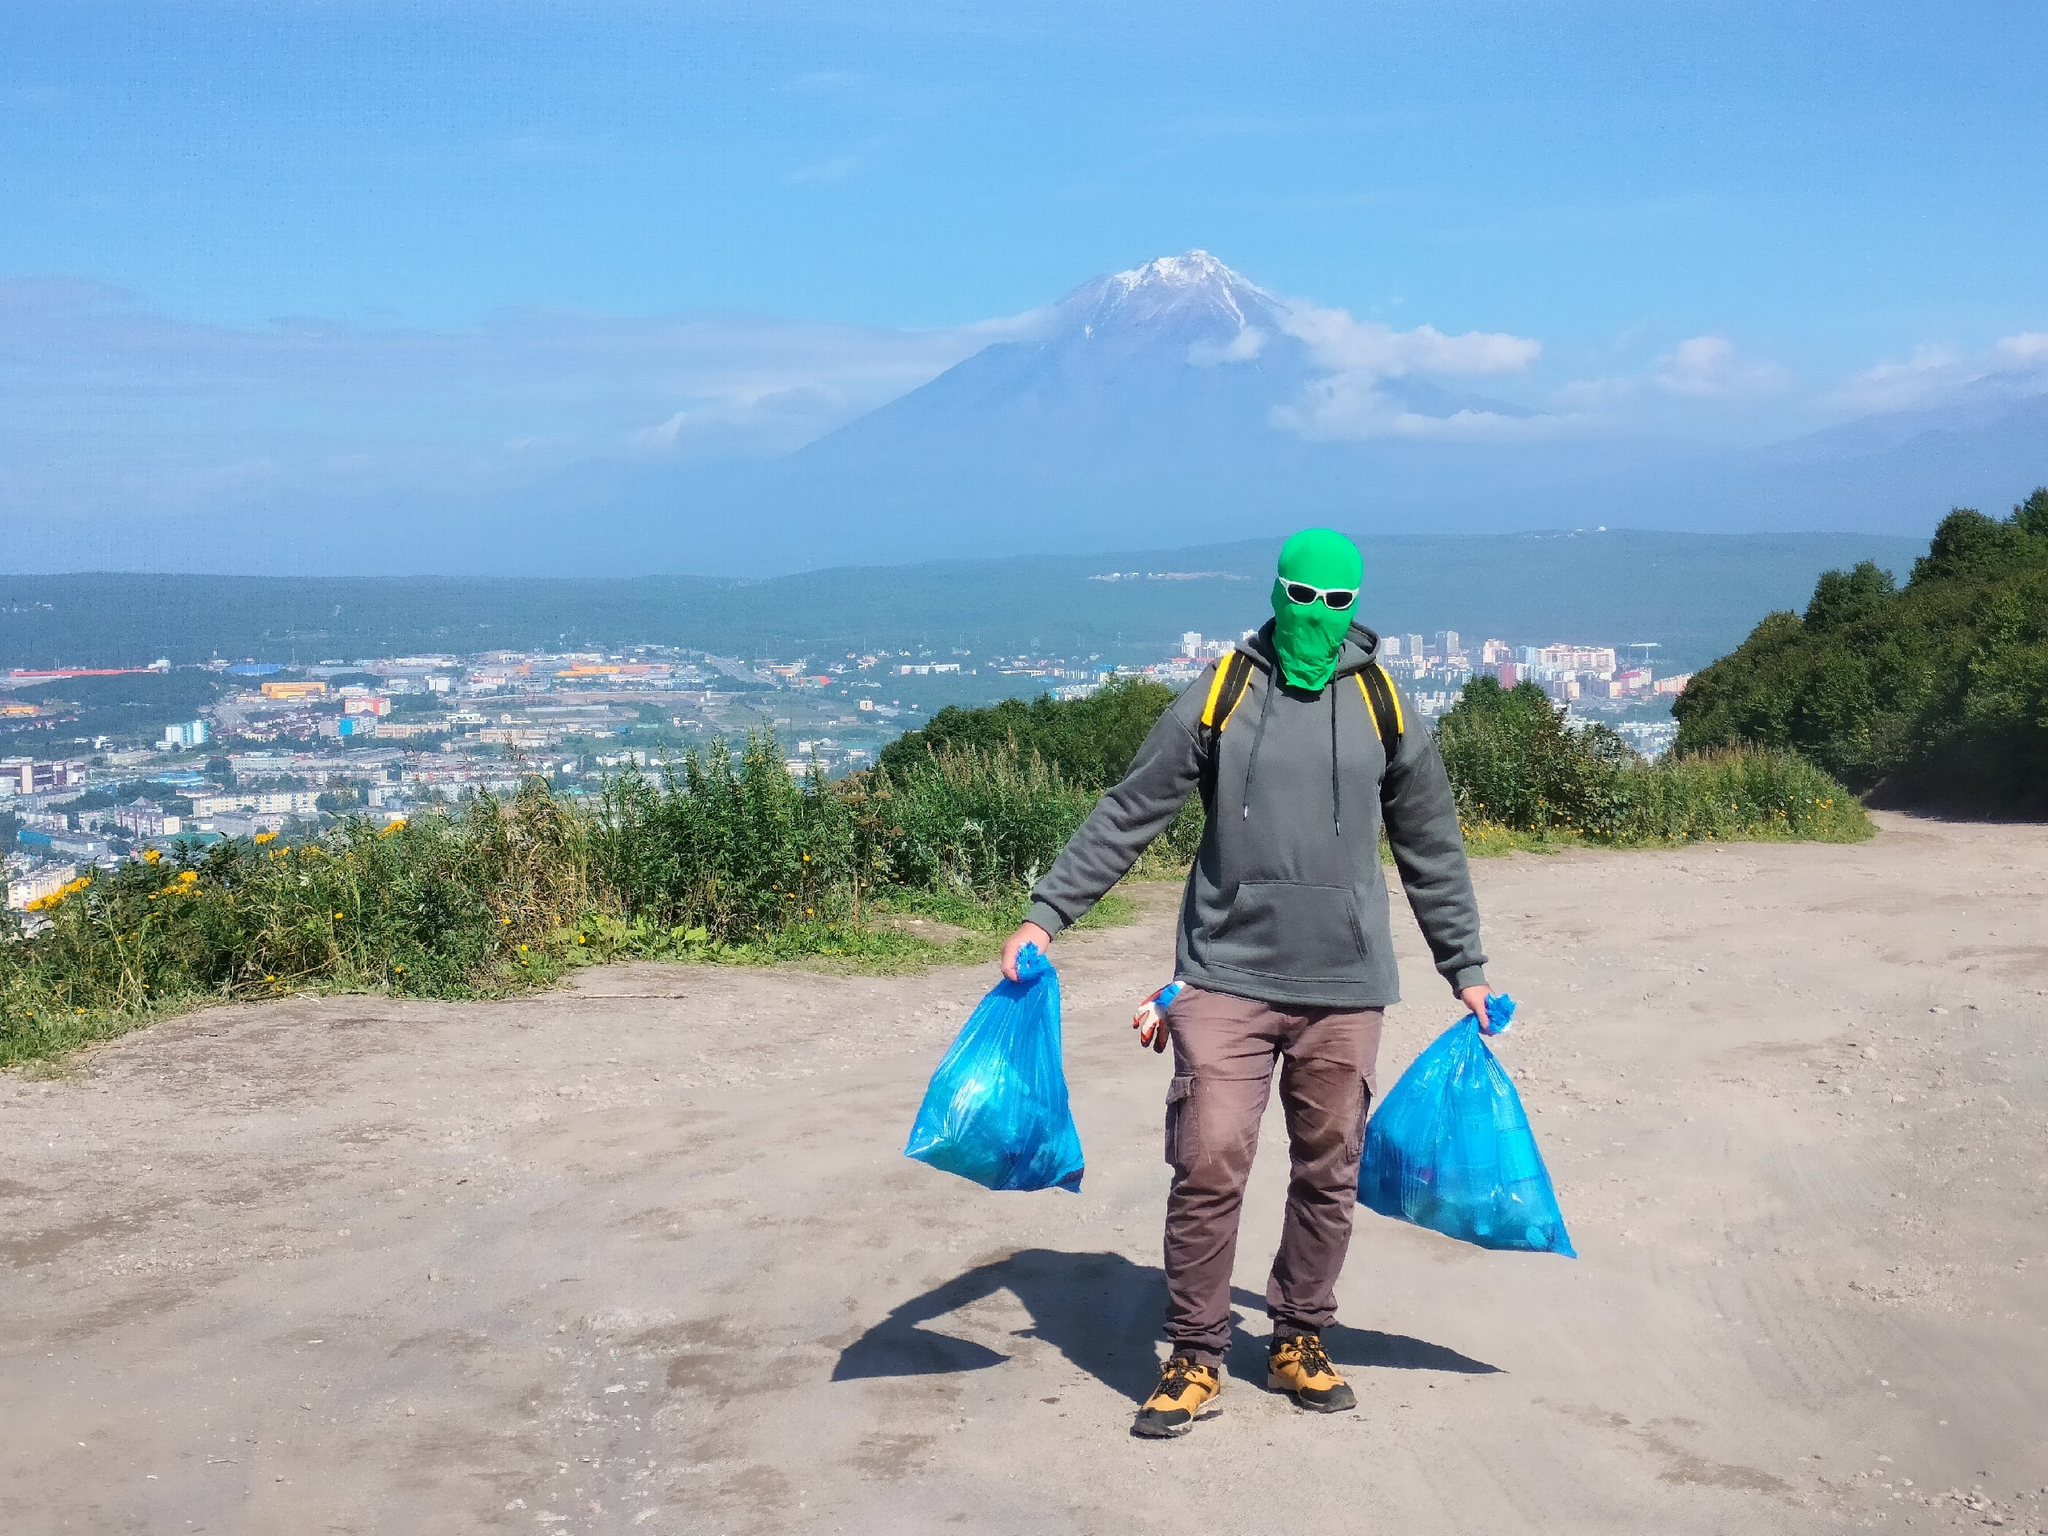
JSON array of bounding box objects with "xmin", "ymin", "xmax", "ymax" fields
[{"xmin": 1270, "ymin": 528, "xmax": 1364, "ymax": 691}]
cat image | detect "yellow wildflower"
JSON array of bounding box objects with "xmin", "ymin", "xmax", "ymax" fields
[
  {"xmin": 254, "ymin": 831, "xmax": 277, "ymax": 845},
  {"xmin": 142, "ymin": 849, "xmax": 162, "ymax": 864}
]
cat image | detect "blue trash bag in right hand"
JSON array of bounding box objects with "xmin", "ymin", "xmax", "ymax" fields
[
  {"xmin": 1357, "ymin": 996, "xmax": 1575, "ymax": 1255},
  {"xmin": 904, "ymin": 944, "xmax": 1085, "ymax": 1193}
]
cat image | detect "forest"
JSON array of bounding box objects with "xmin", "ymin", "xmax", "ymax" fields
[{"xmin": 1675, "ymin": 490, "xmax": 2048, "ymax": 815}]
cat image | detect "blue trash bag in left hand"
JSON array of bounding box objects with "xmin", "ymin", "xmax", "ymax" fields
[
  {"xmin": 1357, "ymin": 995, "xmax": 1574, "ymax": 1256},
  {"xmin": 904, "ymin": 944, "xmax": 1085, "ymax": 1193}
]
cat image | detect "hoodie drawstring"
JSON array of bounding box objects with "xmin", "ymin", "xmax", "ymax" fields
[
  {"xmin": 1240, "ymin": 669, "xmax": 1346, "ymax": 838},
  {"xmin": 1331, "ymin": 685, "xmax": 1342, "ymax": 836},
  {"xmin": 1241, "ymin": 671, "xmax": 1278, "ymax": 820}
]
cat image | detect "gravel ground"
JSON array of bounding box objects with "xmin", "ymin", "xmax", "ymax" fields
[{"xmin": 3, "ymin": 811, "xmax": 2044, "ymax": 1534}]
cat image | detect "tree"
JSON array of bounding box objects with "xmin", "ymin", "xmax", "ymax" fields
[
  {"xmin": 877, "ymin": 676, "xmax": 1178, "ymax": 789},
  {"xmin": 1910, "ymin": 508, "xmax": 2037, "ymax": 585},
  {"xmin": 1675, "ymin": 487, "xmax": 2048, "ymax": 813},
  {"xmin": 1803, "ymin": 561, "xmax": 1896, "ymax": 632},
  {"xmin": 2013, "ymin": 487, "xmax": 2048, "ymax": 540}
]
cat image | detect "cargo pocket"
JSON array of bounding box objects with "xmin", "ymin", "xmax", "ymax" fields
[
  {"xmin": 1346, "ymin": 1070, "xmax": 1374, "ymax": 1163},
  {"xmin": 1165, "ymin": 1074, "xmax": 1197, "ymax": 1171}
]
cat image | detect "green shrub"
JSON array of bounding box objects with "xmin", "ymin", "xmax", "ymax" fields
[
  {"xmin": 589, "ymin": 732, "xmax": 855, "ymax": 943},
  {"xmin": 1436, "ymin": 676, "xmax": 1870, "ymax": 844},
  {"xmin": 878, "ymin": 675, "xmax": 1178, "ymax": 788},
  {"xmin": 0, "ymin": 786, "xmax": 589, "ymax": 1065},
  {"xmin": 1676, "ymin": 489, "xmax": 2048, "ymax": 813},
  {"xmin": 864, "ymin": 742, "xmax": 1096, "ymax": 897},
  {"xmin": 1, "ymin": 660, "xmax": 1877, "ymax": 1067},
  {"xmin": 1599, "ymin": 746, "xmax": 1869, "ymax": 843},
  {"xmin": 0, "ymin": 728, "xmax": 1107, "ymax": 1065},
  {"xmin": 1436, "ymin": 677, "xmax": 1638, "ymax": 835}
]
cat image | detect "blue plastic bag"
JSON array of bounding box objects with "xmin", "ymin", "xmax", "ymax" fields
[
  {"xmin": 1358, "ymin": 995, "xmax": 1575, "ymax": 1256},
  {"xmin": 904, "ymin": 944, "xmax": 1084, "ymax": 1193}
]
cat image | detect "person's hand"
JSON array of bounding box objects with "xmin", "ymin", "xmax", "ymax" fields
[
  {"xmin": 1133, "ymin": 985, "xmax": 1174, "ymax": 1052},
  {"xmin": 1001, "ymin": 922, "xmax": 1052, "ymax": 982},
  {"xmin": 1460, "ymin": 984, "xmax": 1496, "ymax": 1033}
]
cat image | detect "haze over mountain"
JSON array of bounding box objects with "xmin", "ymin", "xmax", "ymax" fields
[
  {"xmin": 5, "ymin": 252, "xmax": 2043, "ymax": 576},
  {"xmin": 496, "ymin": 251, "xmax": 2046, "ymax": 574}
]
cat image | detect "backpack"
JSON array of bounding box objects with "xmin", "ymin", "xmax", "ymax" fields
[{"xmin": 1197, "ymin": 650, "xmax": 1403, "ymax": 810}]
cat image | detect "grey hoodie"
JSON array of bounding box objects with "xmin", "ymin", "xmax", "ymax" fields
[{"xmin": 1024, "ymin": 619, "xmax": 1486, "ymax": 1008}]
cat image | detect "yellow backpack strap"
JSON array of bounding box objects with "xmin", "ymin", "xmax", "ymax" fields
[
  {"xmin": 1200, "ymin": 656, "xmax": 1235, "ymax": 727},
  {"xmin": 1354, "ymin": 672, "xmax": 1380, "ymax": 733},
  {"xmin": 1356, "ymin": 663, "xmax": 1404, "ymax": 764},
  {"xmin": 1198, "ymin": 651, "xmax": 1255, "ymax": 808}
]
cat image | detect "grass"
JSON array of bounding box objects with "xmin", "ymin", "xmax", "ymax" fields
[
  {"xmin": 1437, "ymin": 677, "xmax": 1874, "ymax": 847},
  {"xmin": 0, "ymin": 732, "xmax": 1134, "ymax": 1068},
  {"xmin": 3, "ymin": 688, "xmax": 1874, "ymax": 1067}
]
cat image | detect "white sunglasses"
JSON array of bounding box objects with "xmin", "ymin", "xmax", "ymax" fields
[{"xmin": 1280, "ymin": 580, "xmax": 1357, "ymax": 611}]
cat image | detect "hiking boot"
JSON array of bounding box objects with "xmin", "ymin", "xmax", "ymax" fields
[
  {"xmin": 1131, "ymin": 1355, "xmax": 1222, "ymax": 1438},
  {"xmin": 1267, "ymin": 1331, "xmax": 1357, "ymax": 1412}
]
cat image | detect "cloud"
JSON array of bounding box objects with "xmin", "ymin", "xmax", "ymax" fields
[
  {"xmin": 1550, "ymin": 374, "xmax": 1640, "ymax": 412},
  {"xmin": 1275, "ymin": 373, "xmax": 1551, "ymax": 444},
  {"xmin": 784, "ymin": 136, "xmax": 885, "ymax": 185},
  {"xmin": 1826, "ymin": 331, "xmax": 2048, "ymax": 414},
  {"xmin": 1278, "ymin": 393, "xmax": 1554, "ymax": 443},
  {"xmin": 1279, "ymin": 303, "xmax": 1541, "ymax": 379},
  {"xmin": 1650, "ymin": 335, "xmax": 1791, "ymax": 399},
  {"xmin": 0, "ymin": 279, "xmax": 1029, "ymax": 521},
  {"xmin": 1269, "ymin": 301, "xmax": 1543, "ymax": 441},
  {"xmin": 1187, "ymin": 326, "xmax": 1267, "ymax": 365},
  {"xmin": 1995, "ymin": 332, "xmax": 2048, "ymax": 367},
  {"xmin": 1550, "ymin": 334, "xmax": 1791, "ymax": 415}
]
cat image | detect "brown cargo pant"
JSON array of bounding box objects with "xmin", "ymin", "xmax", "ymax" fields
[{"xmin": 1162, "ymin": 984, "xmax": 1385, "ymax": 1366}]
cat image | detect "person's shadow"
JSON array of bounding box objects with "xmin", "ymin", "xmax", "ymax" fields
[{"xmin": 832, "ymin": 1248, "xmax": 1498, "ymax": 1402}]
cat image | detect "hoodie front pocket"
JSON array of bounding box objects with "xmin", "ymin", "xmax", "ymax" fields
[{"xmin": 1213, "ymin": 880, "xmax": 1369, "ymax": 980}]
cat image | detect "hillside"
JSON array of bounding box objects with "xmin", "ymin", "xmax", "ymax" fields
[{"xmin": 1674, "ymin": 489, "xmax": 2048, "ymax": 813}]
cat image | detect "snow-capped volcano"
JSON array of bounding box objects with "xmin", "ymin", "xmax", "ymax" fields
[
  {"xmin": 1055, "ymin": 249, "xmax": 1284, "ymax": 349},
  {"xmin": 783, "ymin": 250, "xmax": 1521, "ymax": 488},
  {"xmin": 524, "ymin": 249, "xmax": 1558, "ymax": 568}
]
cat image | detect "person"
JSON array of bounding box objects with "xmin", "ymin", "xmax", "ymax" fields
[{"xmin": 999, "ymin": 528, "xmax": 1495, "ymax": 1438}]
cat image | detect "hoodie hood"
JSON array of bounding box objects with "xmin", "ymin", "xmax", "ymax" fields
[
  {"xmin": 1243, "ymin": 618, "xmax": 1382, "ymax": 685},
  {"xmin": 1233, "ymin": 618, "xmax": 1387, "ymax": 836}
]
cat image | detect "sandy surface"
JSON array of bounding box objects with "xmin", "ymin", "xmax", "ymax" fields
[{"xmin": 4, "ymin": 812, "xmax": 2045, "ymax": 1534}]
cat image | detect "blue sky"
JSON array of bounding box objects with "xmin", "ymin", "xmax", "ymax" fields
[{"xmin": 3, "ymin": 0, "xmax": 2045, "ymax": 531}]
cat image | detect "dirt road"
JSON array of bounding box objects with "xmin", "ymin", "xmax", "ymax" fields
[{"xmin": 5, "ymin": 813, "xmax": 2045, "ymax": 1534}]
